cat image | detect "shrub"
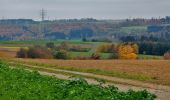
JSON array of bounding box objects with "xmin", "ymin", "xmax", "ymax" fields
[
  {"xmin": 27, "ymin": 45, "xmax": 53, "ymax": 59},
  {"xmin": 164, "ymin": 51, "xmax": 170, "ymax": 59},
  {"xmin": 57, "ymin": 41, "xmax": 70, "ymax": 50},
  {"xmin": 46, "ymin": 42, "xmax": 55, "ymax": 49},
  {"xmin": 16, "ymin": 48, "xmax": 28, "ymax": 58},
  {"xmin": 108, "ymin": 53, "xmax": 119, "ymax": 59},
  {"xmin": 53, "ymin": 50, "xmax": 70, "ymax": 59},
  {"xmin": 90, "ymin": 53, "xmax": 101, "ymax": 60}
]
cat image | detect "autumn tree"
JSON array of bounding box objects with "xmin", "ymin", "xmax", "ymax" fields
[{"xmin": 118, "ymin": 43, "xmax": 138, "ymax": 59}]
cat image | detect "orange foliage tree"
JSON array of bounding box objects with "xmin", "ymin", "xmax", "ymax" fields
[{"xmin": 118, "ymin": 43, "xmax": 138, "ymax": 59}]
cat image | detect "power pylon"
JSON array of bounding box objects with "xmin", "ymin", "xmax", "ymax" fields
[
  {"xmin": 38, "ymin": 8, "xmax": 47, "ymax": 39},
  {"xmin": 40, "ymin": 9, "xmax": 46, "ymax": 21}
]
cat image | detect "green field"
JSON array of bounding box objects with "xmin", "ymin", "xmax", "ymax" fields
[
  {"xmin": 0, "ymin": 40, "xmax": 106, "ymax": 45},
  {"xmin": 120, "ymin": 26, "xmax": 147, "ymax": 34},
  {"xmin": 138, "ymin": 54, "xmax": 162, "ymax": 60},
  {"xmin": 70, "ymin": 51, "xmax": 111, "ymax": 59},
  {"xmin": 0, "ymin": 61, "xmax": 156, "ymax": 100}
]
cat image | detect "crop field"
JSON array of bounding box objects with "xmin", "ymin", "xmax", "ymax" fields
[
  {"xmin": 120, "ymin": 26, "xmax": 147, "ymax": 34},
  {"xmin": 12, "ymin": 58, "xmax": 170, "ymax": 86},
  {"xmin": 0, "ymin": 61, "xmax": 156, "ymax": 100},
  {"xmin": 0, "ymin": 40, "xmax": 106, "ymax": 46},
  {"xmin": 0, "ymin": 47, "xmax": 20, "ymax": 58},
  {"xmin": 138, "ymin": 55, "xmax": 162, "ymax": 60},
  {"xmin": 69, "ymin": 51, "xmax": 111, "ymax": 59}
]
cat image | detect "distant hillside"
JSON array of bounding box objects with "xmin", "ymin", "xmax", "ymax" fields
[{"xmin": 0, "ymin": 17, "xmax": 170, "ymax": 41}]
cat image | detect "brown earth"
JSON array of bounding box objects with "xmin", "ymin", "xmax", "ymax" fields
[{"xmin": 0, "ymin": 48, "xmax": 18, "ymax": 58}]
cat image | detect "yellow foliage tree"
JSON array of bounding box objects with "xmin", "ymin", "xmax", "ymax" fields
[{"xmin": 118, "ymin": 43, "xmax": 138, "ymax": 59}]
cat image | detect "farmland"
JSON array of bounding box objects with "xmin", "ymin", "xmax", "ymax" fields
[
  {"xmin": 0, "ymin": 61, "xmax": 156, "ymax": 100},
  {"xmin": 0, "ymin": 40, "xmax": 169, "ymax": 100},
  {"xmin": 1, "ymin": 1, "xmax": 170, "ymax": 99},
  {"xmin": 11, "ymin": 58, "xmax": 170, "ymax": 86}
]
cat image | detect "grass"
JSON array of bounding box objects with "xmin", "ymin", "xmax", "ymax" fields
[
  {"xmin": 0, "ymin": 61, "xmax": 156, "ymax": 100},
  {"xmin": 138, "ymin": 54, "xmax": 162, "ymax": 60},
  {"xmin": 0, "ymin": 40, "xmax": 107, "ymax": 45},
  {"xmin": 70, "ymin": 51, "xmax": 111, "ymax": 59}
]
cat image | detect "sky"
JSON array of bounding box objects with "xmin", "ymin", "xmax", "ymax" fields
[{"xmin": 0, "ymin": 0, "xmax": 170, "ymax": 20}]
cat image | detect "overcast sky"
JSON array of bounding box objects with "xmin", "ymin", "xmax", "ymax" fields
[{"xmin": 0, "ymin": 0, "xmax": 170, "ymax": 20}]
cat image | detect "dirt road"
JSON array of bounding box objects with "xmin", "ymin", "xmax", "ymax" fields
[{"xmin": 10, "ymin": 62, "xmax": 170, "ymax": 100}]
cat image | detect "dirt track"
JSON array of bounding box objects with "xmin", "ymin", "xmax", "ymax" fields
[
  {"xmin": 16, "ymin": 59, "xmax": 170, "ymax": 85},
  {"xmin": 11, "ymin": 62, "xmax": 170, "ymax": 100}
]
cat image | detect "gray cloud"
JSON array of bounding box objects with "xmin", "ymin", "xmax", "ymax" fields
[{"xmin": 0, "ymin": 0, "xmax": 170, "ymax": 20}]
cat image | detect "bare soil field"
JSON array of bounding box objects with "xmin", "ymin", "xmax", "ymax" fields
[
  {"xmin": 0, "ymin": 47, "xmax": 19, "ymax": 58},
  {"xmin": 14, "ymin": 58, "xmax": 170, "ymax": 85}
]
